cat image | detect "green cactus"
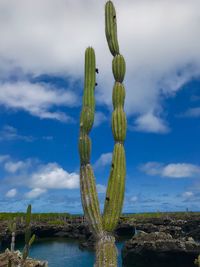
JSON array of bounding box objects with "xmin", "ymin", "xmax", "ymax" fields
[
  {"xmin": 112, "ymin": 55, "xmax": 126, "ymax": 83},
  {"xmin": 103, "ymin": 0, "xmax": 127, "ymax": 235},
  {"xmin": 95, "ymin": 235, "xmax": 117, "ymax": 267},
  {"xmin": 103, "ymin": 143, "xmax": 126, "ymax": 231},
  {"xmin": 8, "ymin": 218, "xmax": 16, "ymax": 252},
  {"xmin": 79, "ymin": 47, "xmax": 103, "ymax": 237},
  {"xmin": 105, "ymin": 0, "xmax": 119, "ymax": 56},
  {"xmin": 79, "ymin": 1, "xmax": 126, "ymax": 266},
  {"xmin": 112, "ymin": 82, "xmax": 125, "ymax": 109},
  {"xmin": 22, "ymin": 205, "xmax": 35, "ymax": 262}
]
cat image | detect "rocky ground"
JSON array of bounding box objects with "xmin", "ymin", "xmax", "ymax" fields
[
  {"xmin": 0, "ymin": 249, "xmax": 47, "ymax": 267},
  {"xmin": 122, "ymin": 232, "xmax": 200, "ymax": 267},
  {"xmin": 121, "ymin": 214, "xmax": 200, "ymax": 267},
  {"xmin": 0, "ymin": 213, "xmax": 200, "ymax": 266}
]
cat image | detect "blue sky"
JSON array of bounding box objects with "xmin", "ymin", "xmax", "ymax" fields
[{"xmin": 0, "ymin": 0, "xmax": 200, "ymax": 213}]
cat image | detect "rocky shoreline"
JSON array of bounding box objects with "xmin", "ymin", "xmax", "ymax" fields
[{"xmin": 0, "ymin": 214, "xmax": 200, "ymax": 266}]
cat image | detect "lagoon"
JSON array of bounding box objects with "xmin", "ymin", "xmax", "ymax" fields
[{"xmin": 15, "ymin": 238, "xmax": 124, "ymax": 267}]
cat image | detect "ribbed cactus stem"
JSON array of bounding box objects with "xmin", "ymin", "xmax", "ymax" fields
[
  {"xmin": 95, "ymin": 235, "xmax": 118, "ymax": 267},
  {"xmin": 105, "ymin": 1, "xmax": 120, "ymax": 56},
  {"xmin": 103, "ymin": 143, "xmax": 126, "ymax": 231},
  {"xmin": 22, "ymin": 205, "xmax": 35, "ymax": 261},
  {"xmin": 80, "ymin": 164, "xmax": 103, "ymax": 235},
  {"xmin": 103, "ymin": 0, "xmax": 127, "ymax": 235},
  {"xmin": 79, "ymin": 47, "xmax": 103, "ymax": 237},
  {"xmin": 112, "ymin": 55, "xmax": 126, "ymax": 83},
  {"xmin": 112, "ymin": 82, "xmax": 125, "ymax": 109}
]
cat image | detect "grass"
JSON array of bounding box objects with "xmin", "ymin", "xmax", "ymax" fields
[
  {"xmin": 0, "ymin": 212, "xmax": 71, "ymax": 222},
  {"xmin": 1, "ymin": 211, "xmax": 200, "ymax": 224}
]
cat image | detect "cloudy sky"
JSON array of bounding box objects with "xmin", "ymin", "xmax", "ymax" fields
[{"xmin": 0, "ymin": 0, "xmax": 200, "ymax": 213}]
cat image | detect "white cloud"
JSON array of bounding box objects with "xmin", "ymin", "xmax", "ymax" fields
[
  {"xmin": 0, "ymin": 0, "xmax": 200, "ymax": 130},
  {"xmin": 162, "ymin": 164, "xmax": 200, "ymax": 178},
  {"xmin": 181, "ymin": 107, "xmax": 200, "ymax": 118},
  {"xmin": 6, "ymin": 188, "xmax": 17, "ymax": 198},
  {"xmin": 30, "ymin": 163, "xmax": 79, "ymax": 189},
  {"xmin": 0, "ymin": 155, "xmax": 10, "ymax": 163},
  {"xmin": 140, "ymin": 162, "xmax": 200, "ymax": 178},
  {"xmin": 4, "ymin": 160, "xmax": 29, "ymax": 173},
  {"xmin": 0, "ymin": 125, "xmax": 34, "ymax": 142},
  {"xmin": 130, "ymin": 196, "xmax": 138, "ymax": 203},
  {"xmin": 25, "ymin": 188, "xmax": 46, "ymax": 199},
  {"xmin": 0, "ymin": 156, "xmax": 33, "ymax": 174},
  {"xmin": 94, "ymin": 112, "xmax": 107, "ymax": 127},
  {"xmin": 94, "ymin": 152, "xmax": 112, "ymax": 169},
  {"xmin": 132, "ymin": 112, "xmax": 170, "ymax": 133},
  {"xmin": 0, "ymin": 125, "xmax": 53, "ymax": 142},
  {"xmin": 182, "ymin": 191, "xmax": 194, "ymax": 199},
  {"xmin": 0, "ymin": 81, "xmax": 77, "ymax": 122},
  {"xmin": 96, "ymin": 184, "xmax": 106, "ymax": 194},
  {"xmin": 0, "ymin": 155, "xmax": 80, "ymax": 199}
]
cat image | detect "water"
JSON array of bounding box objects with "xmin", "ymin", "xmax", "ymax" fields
[{"xmin": 15, "ymin": 238, "xmax": 124, "ymax": 267}]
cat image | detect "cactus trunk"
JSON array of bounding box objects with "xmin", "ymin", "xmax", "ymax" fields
[
  {"xmin": 11, "ymin": 232, "xmax": 15, "ymax": 252},
  {"xmin": 95, "ymin": 235, "xmax": 118, "ymax": 267}
]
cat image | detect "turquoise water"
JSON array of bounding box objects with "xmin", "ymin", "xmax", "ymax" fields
[{"xmin": 15, "ymin": 238, "xmax": 123, "ymax": 267}]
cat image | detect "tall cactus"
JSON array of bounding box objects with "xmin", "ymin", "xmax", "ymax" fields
[
  {"xmin": 79, "ymin": 47, "xmax": 103, "ymax": 237},
  {"xmin": 102, "ymin": 0, "xmax": 126, "ymax": 233},
  {"xmin": 79, "ymin": 1, "xmax": 126, "ymax": 266}
]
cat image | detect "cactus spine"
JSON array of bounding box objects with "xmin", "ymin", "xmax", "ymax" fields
[{"xmin": 79, "ymin": 1, "xmax": 126, "ymax": 266}]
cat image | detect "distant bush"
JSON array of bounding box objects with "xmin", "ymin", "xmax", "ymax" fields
[{"xmin": 48, "ymin": 220, "xmax": 66, "ymax": 226}]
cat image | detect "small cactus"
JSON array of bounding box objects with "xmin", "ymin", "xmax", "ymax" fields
[
  {"xmin": 8, "ymin": 218, "xmax": 16, "ymax": 252},
  {"xmin": 22, "ymin": 205, "xmax": 35, "ymax": 262}
]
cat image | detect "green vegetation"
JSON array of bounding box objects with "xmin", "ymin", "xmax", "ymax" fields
[
  {"xmin": 121, "ymin": 211, "xmax": 200, "ymax": 221},
  {"xmin": 1, "ymin": 211, "xmax": 200, "ymax": 224},
  {"xmin": 79, "ymin": 1, "xmax": 127, "ymax": 266},
  {"xmin": 22, "ymin": 205, "xmax": 35, "ymax": 261},
  {"xmin": 8, "ymin": 217, "xmax": 16, "ymax": 252},
  {"xmin": 0, "ymin": 212, "xmax": 70, "ymax": 222},
  {"xmin": 48, "ymin": 220, "xmax": 66, "ymax": 226}
]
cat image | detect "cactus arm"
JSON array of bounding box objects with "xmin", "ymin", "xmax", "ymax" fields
[
  {"xmin": 105, "ymin": 1, "xmax": 120, "ymax": 56},
  {"xmin": 103, "ymin": 143, "xmax": 126, "ymax": 231},
  {"xmin": 79, "ymin": 47, "xmax": 103, "ymax": 237},
  {"xmin": 103, "ymin": 1, "xmax": 127, "ymax": 233}
]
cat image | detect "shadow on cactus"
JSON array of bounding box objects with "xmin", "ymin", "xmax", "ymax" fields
[{"xmin": 79, "ymin": 1, "xmax": 126, "ymax": 266}]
